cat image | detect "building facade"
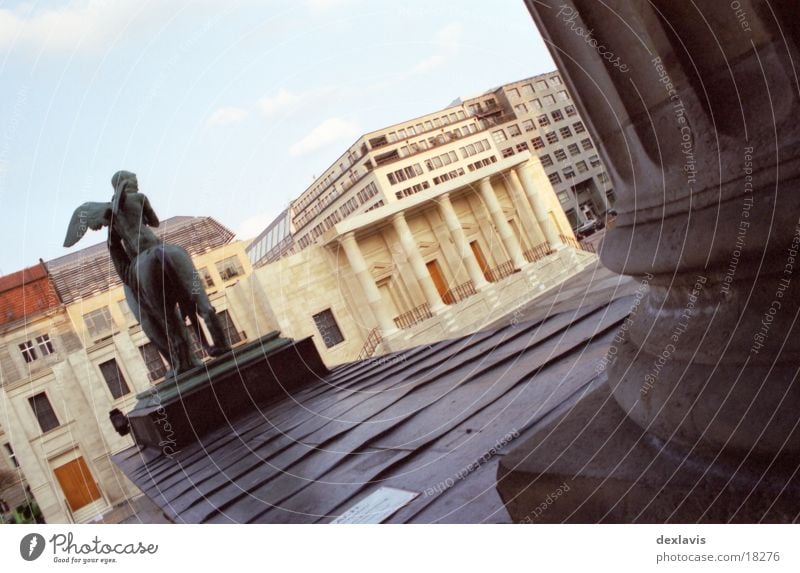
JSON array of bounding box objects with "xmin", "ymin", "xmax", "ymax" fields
[
  {"xmin": 246, "ymin": 69, "xmax": 612, "ymax": 267},
  {"xmin": 0, "ymin": 217, "xmax": 253, "ymax": 523}
]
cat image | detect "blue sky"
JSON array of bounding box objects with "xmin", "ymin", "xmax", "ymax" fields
[{"xmin": 0, "ymin": 0, "xmax": 555, "ymax": 274}]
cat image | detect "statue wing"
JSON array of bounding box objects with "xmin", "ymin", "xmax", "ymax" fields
[{"xmin": 62, "ymin": 201, "xmax": 112, "ymax": 247}]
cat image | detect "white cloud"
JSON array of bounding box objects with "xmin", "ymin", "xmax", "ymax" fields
[
  {"xmin": 207, "ymin": 106, "xmax": 247, "ymax": 126},
  {"xmin": 237, "ymin": 212, "xmax": 277, "ymax": 240},
  {"xmin": 0, "ymin": 1, "xmax": 152, "ymax": 53},
  {"xmin": 258, "ymin": 86, "xmax": 336, "ymax": 117},
  {"xmin": 412, "ymin": 22, "xmax": 463, "ymax": 74},
  {"xmin": 289, "ymin": 117, "xmax": 358, "ymax": 157}
]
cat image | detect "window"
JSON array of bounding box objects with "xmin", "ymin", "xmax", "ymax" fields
[
  {"xmin": 551, "ymin": 75, "xmax": 562, "ymax": 85},
  {"xmin": 28, "ymin": 393, "xmax": 59, "ymax": 432},
  {"xmin": 557, "ymin": 90, "xmax": 569, "ymax": 100},
  {"xmin": 531, "ymin": 137, "xmax": 545, "ymax": 150},
  {"xmin": 516, "ymin": 142, "xmax": 529, "ymax": 153},
  {"xmin": 545, "ymin": 131, "xmax": 558, "ymax": 144},
  {"xmin": 557, "ymin": 191, "xmax": 570, "ymax": 204},
  {"xmin": 565, "ymin": 104, "xmax": 577, "ymax": 117},
  {"xmin": 574, "ymin": 121, "xmax": 586, "ymax": 133},
  {"xmin": 568, "ymin": 143, "xmax": 580, "ymax": 156},
  {"xmin": 536, "ymin": 80, "xmax": 548, "ymax": 90},
  {"xmin": 563, "ymin": 167, "xmax": 575, "ymax": 179},
  {"xmin": 551, "ymin": 110, "xmax": 564, "ymax": 122},
  {"xmin": 581, "ymin": 138, "xmax": 594, "ymax": 150},
  {"xmin": 139, "ymin": 343, "xmax": 166, "ymax": 382},
  {"xmin": 35, "ymin": 334, "xmax": 54, "ymax": 356},
  {"xmin": 541, "ymin": 154, "xmax": 554, "ymax": 167},
  {"xmin": 577, "ymin": 160, "xmax": 589, "ymax": 173},
  {"xmin": 559, "ymin": 126, "xmax": 573, "ymax": 139},
  {"xmin": 502, "ymin": 148, "xmax": 515, "ymax": 158},
  {"xmin": 508, "ymin": 124, "xmax": 521, "ymax": 137},
  {"xmin": 217, "ymin": 310, "xmax": 242, "ymax": 346},
  {"xmin": 19, "ymin": 340, "xmax": 37, "ymax": 363},
  {"xmin": 514, "ymin": 103, "xmax": 528, "ymax": 114},
  {"xmin": 531, "ymin": 98, "xmax": 542, "ymax": 110},
  {"xmin": 492, "ymin": 129, "xmax": 507, "ymax": 143},
  {"xmin": 522, "ymin": 119, "xmax": 535, "ymax": 132},
  {"xmin": 3, "ymin": 443, "xmax": 18, "ymax": 468},
  {"xmin": 83, "ymin": 307, "xmax": 114, "ymax": 339},
  {"xmin": 548, "ymin": 172, "xmax": 562, "ymax": 185},
  {"xmin": 521, "ymin": 83, "xmax": 534, "ymax": 96},
  {"xmin": 118, "ymin": 299, "xmax": 138, "ymax": 325},
  {"xmin": 216, "ymin": 256, "xmax": 244, "ymax": 281},
  {"xmin": 537, "ymin": 114, "xmax": 550, "ymax": 127},
  {"xmin": 554, "ymin": 149, "xmax": 567, "ymax": 162},
  {"xmin": 312, "ymin": 309, "xmax": 344, "ymax": 348},
  {"xmin": 589, "ymin": 154, "xmax": 601, "ymax": 167},
  {"xmin": 543, "ymin": 95, "xmax": 556, "ymax": 106},
  {"xmin": 98, "ymin": 359, "xmax": 131, "ymax": 400},
  {"xmin": 508, "ymin": 88, "xmax": 520, "ymax": 99}
]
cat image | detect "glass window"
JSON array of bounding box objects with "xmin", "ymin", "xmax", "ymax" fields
[
  {"xmin": 98, "ymin": 359, "xmax": 131, "ymax": 400},
  {"xmin": 139, "ymin": 343, "xmax": 166, "ymax": 382},
  {"xmin": 492, "ymin": 130, "xmax": 507, "ymax": 143},
  {"xmin": 19, "ymin": 340, "xmax": 37, "ymax": 363},
  {"xmin": 217, "ymin": 310, "xmax": 242, "ymax": 346},
  {"xmin": 522, "ymin": 120, "xmax": 535, "ymax": 132},
  {"xmin": 28, "ymin": 393, "xmax": 59, "ymax": 432},
  {"xmin": 546, "ymin": 131, "xmax": 559, "ymax": 144},
  {"xmin": 548, "ymin": 172, "xmax": 562, "ymax": 185},
  {"xmin": 560, "ymin": 126, "xmax": 573, "ymax": 138},
  {"xmin": 215, "ymin": 256, "xmax": 244, "ymax": 281},
  {"xmin": 532, "ymin": 137, "xmax": 545, "ymax": 150},
  {"xmin": 3, "ymin": 443, "xmax": 18, "ymax": 467},
  {"xmin": 83, "ymin": 307, "xmax": 114, "ymax": 339},
  {"xmin": 541, "ymin": 154, "xmax": 553, "ymax": 167},
  {"xmin": 312, "ymin": 309, "xmax": 344, "ymax": 348},
  {"xmin": 508, "ymin": 124, "xmax": 521, "ymax": 137},
  {"xmin": 543, "ymin": 94, "xmax": 556, "ymax": 106},
  {"xmin": 35, "ymin": 334, "xmax": 54, "ymax": 356}
]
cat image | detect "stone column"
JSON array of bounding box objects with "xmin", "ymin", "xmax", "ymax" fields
[
  {"xmin": 478, "ymin": 177, "xmax": 527, "ymax": 270},
  {"xmin": 339, "ymin": 232, "xmax": 398, "ymax": 335},
  {"xmin": 437, "ymin": 193, "xmax": 489, "ymax": 290},
  {"xmin": 498, "ymin": 0, "xmax": 800, "ymax": 523},
  {"xmin": 512, "ymin": 163, "xmax": 561, "ymax": 250},
  {"xmin": 391, "ymin": 212, "xmax": 447, "ymax": 313},
  {"xmin": 504, "ymin": 169, "xmax": 547, "ymax": 248}
]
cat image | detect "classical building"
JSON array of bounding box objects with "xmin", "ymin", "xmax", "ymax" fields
[
  {"xmin": 0, "ymin": 216, "xmax": 253, "ymax": 523},
  {"xmin": 246, "ymin": 70, "xmax": 612, "ymax": 268}
]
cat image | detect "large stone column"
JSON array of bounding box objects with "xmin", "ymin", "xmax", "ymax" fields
[
  {"xmin": 498, "ymin": 0, "xmax": 800, "ymax": 523},
  {"xmin": 478, "ymin": 177, "xmax": 527, "ymax": 270},
  {"xmin": 340, "ymin": 232, "xmax": 398, "ymax": 335},
  {"xmin": 391, "ymin": 213, "xmax": 447, "ymax": 313},
  {"xmin": 512, "ymin": 164, "xmax": 562, "ymax": 250},
  {"xmin": 437, "ymin": 193, "xmax": 489, "ymax": 290}
]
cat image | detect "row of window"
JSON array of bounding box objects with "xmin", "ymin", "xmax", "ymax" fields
[
  {"xmin": 505, "ymin": 75, "xmax": 562, "ymax": 101},
  {"xmin": 387, "ymin": 163, "xmax": 423, "ymax": 185},
  {"xmin": 531, "ymin": 121, "xmax": 587, "ymax": 149},
  {"xmin": 296, "ymin": 181, "xmax": 381, "ymax": 250},
  {"xmin": 467, "ymin": 155, "xmax": 498, "ymax": 172},
  {"xmin": 248, "ymin": 211, "xmax": 291, "ymax": 265},
  {"xmin": 384, "ymin": 109, "xmax": 469, "ymax": 144},
  {"xmin": 18, "ymin": 334, "xmax": 54, "ymax": 364},
  {"xmin": 424, "ymin": 150, "xmax": 459, "ymax": 172},
  {"xmin": 458, "ymin": 139, "xmax": 491, "ymax": 160},
  {"xmin": 395, "ymin": 181, "xmax": 431, "ymax": 199},
  {"xmin": 433, "ymin": 167, "xmax": 466, "ymax": 186},
  {"xmin": 395, "ymin": 123, "xmax": 480, "ymax": 160},
  {"xmin": 24, "ymin": 310, "xmax": 244, "ymax": 434}
]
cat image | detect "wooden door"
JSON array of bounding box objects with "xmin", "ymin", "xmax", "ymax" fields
[
  {"xmin": 53, "ymin": 457, "xmax": 102, "ymax": 512},
  {"xmin": 470, "ymin": 241, "xmax": 491, "ymax": 282},
  {"xmin": 425, "ymin": 260, "xmax": 451, "ymax": 305}
]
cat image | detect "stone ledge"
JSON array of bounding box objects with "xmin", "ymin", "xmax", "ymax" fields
[{"xmin": 497, "ymin": 380, "xmax": 800, "ymax": 523}]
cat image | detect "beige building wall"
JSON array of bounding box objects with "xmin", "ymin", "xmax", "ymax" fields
[
  {"xmin": 235, "ymin": 155, "xmax": 593, "ymax": 367},
  {"xmin": 0, "ymin": 240, "xmax": 254, "ymax": 523}
]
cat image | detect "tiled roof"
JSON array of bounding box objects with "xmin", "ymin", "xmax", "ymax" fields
[
  {"xmin": 45, "ymin": 216, "xmax": 235, "ymax": 304},
  {"xmin": 0, "ymin": 262, "xmax": 60, "ymax": 327},
  {"xmin": 113, "ymin": 270, "xmax": 635, "ymax": 524}
]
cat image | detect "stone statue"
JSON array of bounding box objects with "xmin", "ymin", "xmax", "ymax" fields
[{"xmin": 63, "ymin": 170, "xmax": 230, "ymax": 377}]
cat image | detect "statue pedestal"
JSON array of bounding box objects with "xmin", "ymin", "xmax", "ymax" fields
[
  {"xmin": 497, "ymin": 380, "xmax": 800, "ymax": 523},
  {"xmin": 125, "ymin": 332, "xmax": 328, "ymax": 451}
]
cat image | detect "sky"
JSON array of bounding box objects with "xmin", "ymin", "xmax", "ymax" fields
[{"xmin": 0, "ymin": 0, "xmax": 555, "ymax": 274}]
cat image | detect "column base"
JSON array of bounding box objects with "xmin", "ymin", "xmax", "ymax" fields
[{"xmin": 497, "ymin": 379, "xmax": 800, "ymax": 523}]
